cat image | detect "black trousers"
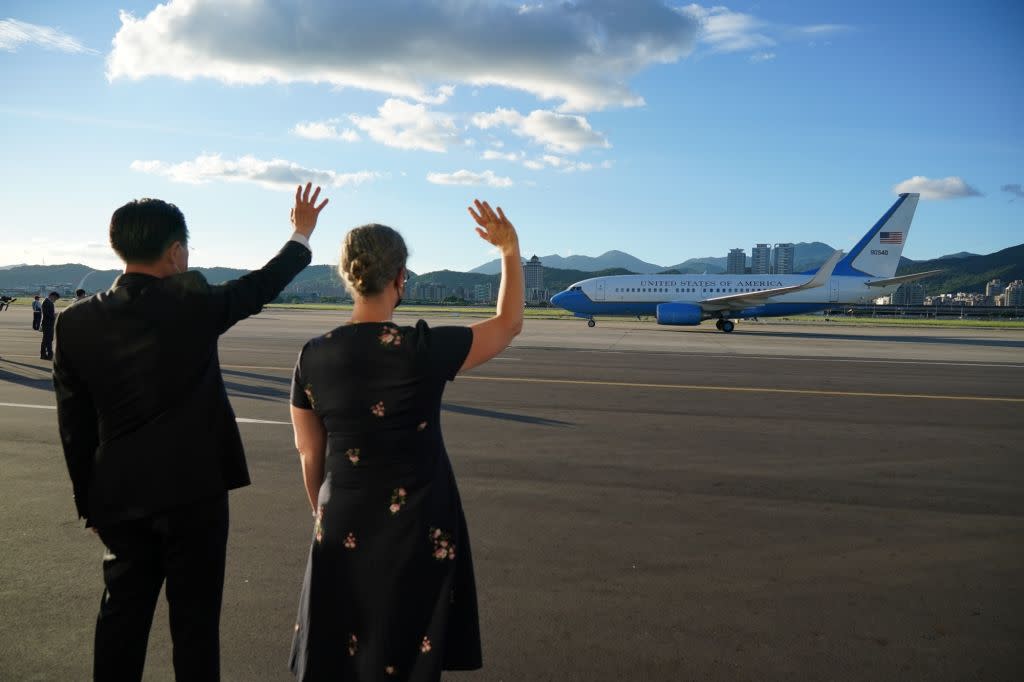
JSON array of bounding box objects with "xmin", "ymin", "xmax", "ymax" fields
[
  {"xmin": 32, "ymin": 311, "xmax": 41, "ymax": 330},
  {"xmin": 40, "ymin": 322, "xmax": 54, "ymax": 358},
  {"xmin": 94, "ymin": 494, "xmax": 229, "ymax": 682}
]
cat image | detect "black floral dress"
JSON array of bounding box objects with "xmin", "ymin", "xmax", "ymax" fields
[{"xmin": 289, "ymin": 320, "xmax": 481, "ymax": 681}]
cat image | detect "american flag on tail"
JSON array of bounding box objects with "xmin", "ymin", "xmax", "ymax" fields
[{"xmin": 879, "ymin": 231, "xmax": 903, "ymax": 244}]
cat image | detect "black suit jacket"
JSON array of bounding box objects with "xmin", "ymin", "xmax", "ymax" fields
[{"xmin": 53, "ymin": 240, "xmax": 311, "ymax": 526}]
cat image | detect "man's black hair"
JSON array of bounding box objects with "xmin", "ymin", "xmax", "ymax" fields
[
  {"xmin": 49, "ymin": 291, "xmax": 60, "ymax": 299},
  {"xmin": 109, "ymin": 198, "xmax": 188, "ymax": 264},
  {"xmin": 75, "ymin": 289, "xmax": 86, "ymax": 297}
]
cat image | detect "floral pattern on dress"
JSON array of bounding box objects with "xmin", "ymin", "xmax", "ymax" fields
[
  {"xmin": 429, "ymin": 527, "xmax": 456, "ymax": 561},
  {"xmin": 343, "ymin": 532, "xmax": 357, "ymax": 550},
  {"xmin": 371, "ymin": 401, "xmax": 386, "ymax": 417},
  {"xmin": 314, "ymin": 506, "xmax": 325, "ymax": 544},
  {"xmin": 385, "ymin": 665, "xmax": 397, "ymax": 676},
  {"xmin": 417, "ymin": 421, "xmax": 428, "ymax": 431},
  {"xmin": 420, "ymin": 636, "xmax": 432, "ymax": 653},
  {"xmin": 346, "ymin": 448, "xmax": 361, "ymax": 465},
  {"xmin": 303, "ymin": 384, "xmax": 316, "ymax": 409},
  {"xmin": 347, "ymin": 634, "xmax": 358, "ymax": 656},
  {"xmin": 389, "ymin": 488, "xmax": 407, "ymax": 515},
  {"xmin": 378, "ymin": 324, "xmax": 403, "ymax": 348}
]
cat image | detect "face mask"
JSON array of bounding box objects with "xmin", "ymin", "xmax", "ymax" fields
[{"xmin": 394, "ymin": 275, "xmax": 405, "ymax": 309}]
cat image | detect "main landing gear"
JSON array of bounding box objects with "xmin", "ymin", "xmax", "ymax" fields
[{"xmin": 715, "ymin": 319, "xmax": 735, "ymax": 333}]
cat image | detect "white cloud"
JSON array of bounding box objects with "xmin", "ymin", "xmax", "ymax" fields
[
  {"xmin": 750, "ymin": 52, "xmax": 776, "ymax": 63},
  {"xmin": 106, "ymin": 1, "xmax": 699, "ymax": 111},
  {"xmin": 471, "ymin": 108, "xmax": 609, "ymax": 154},
  {"xmin": 680, "ymin": 5, "xmax": 850, "ymax": 55},
  {"xmin": 292, "ymin": 119, "xmax": 360, "ymax": 142},
  {"xmin": 892, "ymin": 176, "xmax": 983, "ymax": 200},
  {"xmin": 350, "ymin": 99, "xmax": 458, "ymax": 152},
  {"xmin": 482, "ymin": 150, "xmax": 523, "ymax": 162},
  {"xmin": 681, "ymin": 4, "xmax": 774, "ymax": 52},
  {"xmin": 426, "ymin": 169, "xmax": 513, "ymax": 187},
  {"xmin": 533, "ymin": 154, "xmax": 611, "ymax": 173},
  {"xmin": 130, "ymin": 154, "xmax": 382, "ymax": 191},
  {"xmin": 0, "ymin": 18, "xmax": 96, "ymax": 54}
]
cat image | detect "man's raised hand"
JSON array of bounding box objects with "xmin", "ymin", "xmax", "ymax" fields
[{"xmin": 291, "ymin": 182, "xmax": 329, "ymax": 238}]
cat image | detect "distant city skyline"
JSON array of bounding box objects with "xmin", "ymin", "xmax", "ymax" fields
[{"xmin": 2, "ymin": 2, "xmax": 1021, "ymax": 274}]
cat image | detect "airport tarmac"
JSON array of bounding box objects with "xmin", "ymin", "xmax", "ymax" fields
[{"xmin": 1, "ymin": 309, "xmax": 1022, "ymax": 681}]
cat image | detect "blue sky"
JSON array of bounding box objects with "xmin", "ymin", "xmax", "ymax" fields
[{"xmin": 1, "ymin": 1, "xmax": 1021, "ymax": 273}]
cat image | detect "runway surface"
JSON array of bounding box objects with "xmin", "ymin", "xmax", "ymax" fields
[{"xmin": 1, "ymin": 309, "xmax": 1022, "ymax": 681}]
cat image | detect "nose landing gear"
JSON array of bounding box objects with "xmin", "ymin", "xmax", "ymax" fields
[{"xmin": 587, "ymin": 318, "xmax": 596, "ymax": 328}]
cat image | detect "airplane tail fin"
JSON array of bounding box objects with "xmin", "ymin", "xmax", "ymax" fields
[{"xmin": 835, "ymin": 193, "xmax": 920, "ymax": 278}]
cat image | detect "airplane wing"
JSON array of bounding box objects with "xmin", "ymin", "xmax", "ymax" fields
[
  {"xmin": 865, "ymin": 269, "xmax": 943, "ymax": 287},
  {"xmin": 699, "ymin": 250, "xmax": 844, "ymax": 310}
]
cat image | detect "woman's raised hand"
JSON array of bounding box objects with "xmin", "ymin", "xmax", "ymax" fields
[{"xmin": 468, "ymin": 199, "xmax": 518, "ymax": 255}]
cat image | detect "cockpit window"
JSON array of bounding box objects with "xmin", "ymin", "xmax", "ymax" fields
[{"xmin": 570, "ymin": 286, "xmax": 582, "ymax": 291}]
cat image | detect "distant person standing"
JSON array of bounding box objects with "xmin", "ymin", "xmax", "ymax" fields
[
  {"xmin": 32, "ymin": 295, "xmax": 42, "ymax": 330},
  {"xmin": 75, "ymin": 288, "xmax": 87, "ymax": 303},
  {"xmin": 40, "ymin": 291, "xmax": 59, "ymax": 359},
  {"xmin": 53, "ymin": 184, "xmax": 328, "ymax": 681}
]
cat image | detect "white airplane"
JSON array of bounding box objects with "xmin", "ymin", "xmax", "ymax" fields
[{"xmin": 550, "ymin": 193, "xmax": 942, "ymax": 332}]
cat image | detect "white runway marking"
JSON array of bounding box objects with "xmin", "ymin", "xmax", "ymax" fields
[
  {"xmin": 3, "ymin": 352, "xmax": 1021, "ymax": 369},
  {"xmin": 0, "ymin": 402, "xmax": 55, "ymax": 410}
]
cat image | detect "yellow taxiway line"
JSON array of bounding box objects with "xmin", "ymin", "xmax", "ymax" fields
[
  {"xmin": 216, "ymin": 366, "xmax": 1024, "ymax": 404},
  {"xmin": 456, "ymin": 375, "xmax": 1024, "ymax": 403},
  {"xmin": 5, "ymin": 359, "xmax": 1019, "ymax": 404}
]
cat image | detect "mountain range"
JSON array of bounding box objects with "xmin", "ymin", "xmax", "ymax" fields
[
  {"xmin": 0, "ymin": 263, "xmax": 348, "ymax": 295},
  {"xmin": 2, "ymin": 245, "xmax": 1021, "ymax": 299}
]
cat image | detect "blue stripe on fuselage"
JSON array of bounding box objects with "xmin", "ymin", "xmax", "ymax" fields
[{"xmin": 553, "ymin": 290, "xmax": 828, "ymax": 319}]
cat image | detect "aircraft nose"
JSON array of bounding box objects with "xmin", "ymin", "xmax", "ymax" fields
[{"xmin": 550, "ymin": 290, "xmax": 569, "ymax": 308}]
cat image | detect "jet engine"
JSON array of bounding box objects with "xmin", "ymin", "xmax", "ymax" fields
[{"xmin": 655, "ymin": 302, "xmax": 703, "ymax": 326}]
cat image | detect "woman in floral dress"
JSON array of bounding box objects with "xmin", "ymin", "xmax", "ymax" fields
[{"xmin": 289, "ymin": 200, "xmax": 522, "ymax": 681}]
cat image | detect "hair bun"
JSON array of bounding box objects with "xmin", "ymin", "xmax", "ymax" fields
[{"xmin": 339, "ymin": 224, "xmax": 409, "ymax": 298}]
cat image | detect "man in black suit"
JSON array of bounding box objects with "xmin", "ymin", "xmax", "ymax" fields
[
  {"xmin": 40, "ymin": 291, "xmax": 59, "ymax": 359},
  {"xmin": 54, "ymin": 183, "xmax": 328, "ymax": 681}
]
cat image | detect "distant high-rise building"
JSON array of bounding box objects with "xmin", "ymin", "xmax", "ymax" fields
[
  {"xmin": 411, "ymin": 283, "xmax": 447, "ymax": 302},
  {"xmin": 986, "ymin": 279, "xmax": 1004, "ymax": 298},
  {"xmin": 473, "ymin": 282, "xmax": 493, "ymax": 303},
  {"xmin": 1005, "ymin": 280, "xmax": 1024, "ymax": 306},
  {"xmin": 892, "ymin": 282, "xmax": 925, "ymax": 306},
  {"xmin": 773, "ymin": 243, "xmax": 795, "ymax": 274},
  {"xmin": 751, "ymin": 244, "xmax": 771, "ymax": 274},
  {"xmin": 523, "ymin": 255, "xmax": 544, "ymax": 303},
  {"xmin": 523, "ymin": 255, "xmax": 544, "ymax": 290},
  {"xmin": 726, "ymin": 248, "xmax": 746, "ymax": 274}
]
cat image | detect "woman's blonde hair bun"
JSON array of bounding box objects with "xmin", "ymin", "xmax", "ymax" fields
[{"xmin": 339, "ymin": 224, "xmax": 408, "ymax": 298}]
